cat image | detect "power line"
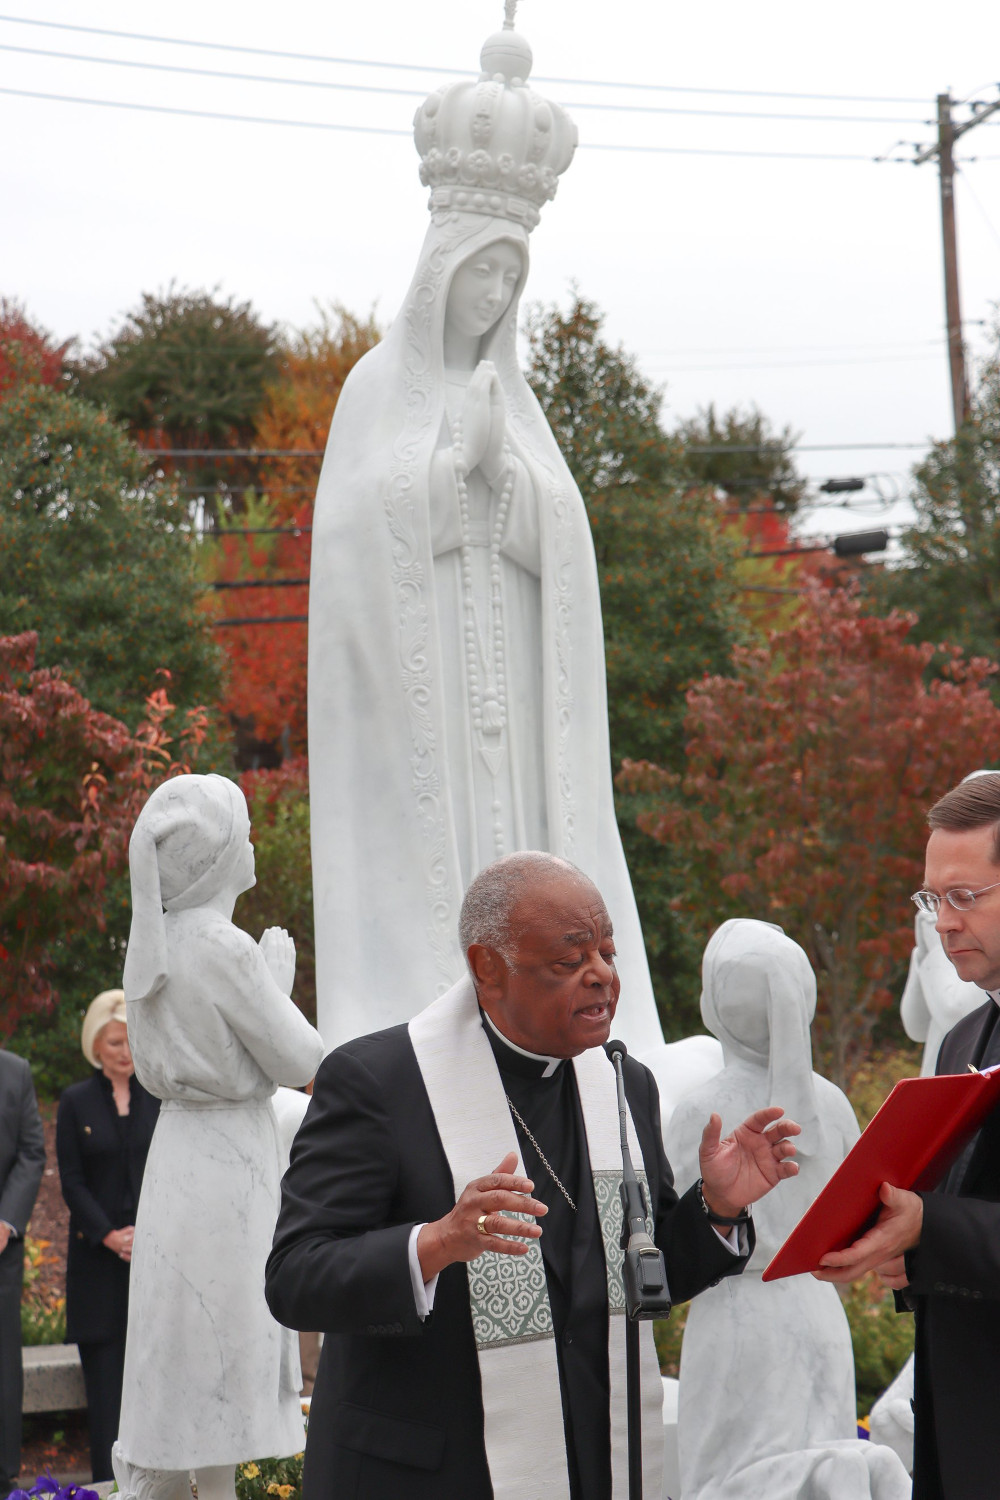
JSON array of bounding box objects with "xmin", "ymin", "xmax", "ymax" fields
[
  {"xmin": 0, "ymin": 86, "xmax": 885, "ymax": 159},
  {"xmin": 645, "ymin": 350, "xmax": 946, "ymax": 374},
  {"xmin": 641, "ymin": 336, "xmax": 947, "ymax": 356},
  {"xmin": 958, "ymin": 164, "xmax": 1000, "ymax": 255},
  {"xmin": 135, "ymin": 442, "xmax": 932, "ymax": 458},
  {"xmin": 0, "ymin": 87, "xmax": 410, "ymax": 139},
  {"xmin": 211, "ymin": 577, "xmax": 309, "ymax": 587},
  {"xmin": 211, "ymin": 614, "xmax": 308, "ymax": 626},
  {"xmin": 0, "ymin": 43, "xmax": 929, "ymax": 126},
  {"xmin": 0, "ymin": 13, "xmax": 931, "ymax": 105}
]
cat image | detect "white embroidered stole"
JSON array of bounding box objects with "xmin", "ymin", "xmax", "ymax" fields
[{"xmin": 409, "ymin": 977, "xmax": 663, "ymax": 1498}]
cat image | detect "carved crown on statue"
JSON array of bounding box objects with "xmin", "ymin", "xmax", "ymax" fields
[{"xmin": 413, "ymin": 0, "xmax": 578, "ymax": 231}]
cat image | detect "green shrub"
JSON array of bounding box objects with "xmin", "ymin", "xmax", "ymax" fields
[
  {"xmin": 236, "ymin": 1453, "xmax": 303, "ymax": 1500},
  {"xmin": 653, "ymin": 1304, "xmax": 688, "ymax": 1379},
  {"xmin": 20, "ymin": 1236, "xmax": 67, "ymax": 1346},
  {"xmin": 8, "ymin": 993, "xmax": 93, "ymax": 1102},
  {"xmin": 848, "ymin": 1045, "xmax": 922, "ymax": 1130},
  {"xmin": 238, "ymin": 762, "xmax": 315, "ymax": 1024},
  {"xmin": 21, "ymin": 1293, "xmax": 67, "ymax": 1347},
  {"xmin": 842, "ymin": 1276, "xmax": 915, "ymax": 1417}
]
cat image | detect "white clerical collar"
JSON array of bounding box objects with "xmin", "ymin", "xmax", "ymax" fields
[{"xmin": 481, "ymin": 1008, "xmax": 564, "ymax": 1078}]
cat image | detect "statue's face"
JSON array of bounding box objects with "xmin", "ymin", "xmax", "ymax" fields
[
  {"xmin": 445, "ymin": 240, "xmax": 524, "ymax": 341},
  {"xmin": 236, "ymin": 815, "xmax": 256, "ymax": 894}
]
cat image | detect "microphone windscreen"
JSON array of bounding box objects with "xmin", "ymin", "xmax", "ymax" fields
[{"xmin": 606, "ymin": 1039, "xmax": 628, "ymax": 1061}]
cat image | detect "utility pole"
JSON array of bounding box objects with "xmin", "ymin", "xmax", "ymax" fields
[
  {"xmin": 914, "ymin": 90, "xmax": 1000, "ymax": 435},
  {"xmin": 934, "ymin": 94, "xmax": 966, "ymax": 433}
]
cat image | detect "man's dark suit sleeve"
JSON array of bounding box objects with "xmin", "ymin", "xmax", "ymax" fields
[
  {"xmin": 627, "ymin": 1058, "xmax": 754, "ymax": 1304},
  {"xmin": 265, "ymin": 1045, "xmax": 427, "ymax": 1338},
  {"xmin": 909, "ymin": 1195, "xmax": 1000, "ymax": 1300},
  {"xmin": 0, "ymin": 1056, "xmax": 46, "ymax": 1234},
  {"xmin": 905, "ymin": 1002, "xmax": 1000, "ymax": 1303}
]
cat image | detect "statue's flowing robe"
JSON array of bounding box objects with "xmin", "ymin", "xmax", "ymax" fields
[
  {"xmin": 667, "ymin": 921, "xmax": 909, "ymax": 1500},
  {"xmin": 308, "ymin": 210, "xmax": 662, "ymax": 1052},
  {"xmin": 120, "ymin": 910, "xmax": 323, "ymax": 1468}
]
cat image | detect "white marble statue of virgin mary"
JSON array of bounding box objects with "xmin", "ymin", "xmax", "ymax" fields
[{"xmin": 308, "ymin": 11, "xmax": 663, "ymax": 1053}]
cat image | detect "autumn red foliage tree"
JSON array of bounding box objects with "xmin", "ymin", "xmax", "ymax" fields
[
  {"xmin": 208, "ymin": 308, "xmax": 380, "ymax": 756},
  {"xmin": 254, "ymin": 305, "xmax": 380, "ymax": 523},
  {"xmin": 619, "ymin": 585, "xmax": 1000, "ymax": 1083},
  {"xmin": 0, "ymin": 297, "xmax": 71, "ymax": 396},
  {"xmin": 0, "ymin": 633, "xmax": 208, "ymax": 1034}
]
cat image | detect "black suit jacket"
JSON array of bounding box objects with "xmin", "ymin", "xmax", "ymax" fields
[
  {"xmin": 266, "ymin": 1024, "xmax": 750, "ymax": 1500},
  {"xmin": 56, "ymin": 1071, "xmax": 160, "ymax": 1343},
  {"xmin": 0, "ymin": 1049, "xmax": 45, "ymax": 1236},
  {"xmin": 905, "ymin": 999, "xmax": 1000, "ymax": 1500}
]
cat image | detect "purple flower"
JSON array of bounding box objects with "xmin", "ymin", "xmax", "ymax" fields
[{"xmin": 11, "ymin": 1476, "xmax": 99, "ymax": 1500}]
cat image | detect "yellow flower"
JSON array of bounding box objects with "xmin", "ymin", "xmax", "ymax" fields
[
  {"xmin": 266, "ymin": 1486, "xmax": 280, "ymax": 1495},
  {"xmin": 277, "ymin": 1486, "xmax": 294, "ymax": 1497},
  {"xmin": 242, "ymin": 1465, "xmax": 260, "ymax": 1480}
]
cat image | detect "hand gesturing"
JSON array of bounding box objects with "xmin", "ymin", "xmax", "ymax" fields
[
  {"xmin": 699, "ymin": 1105, "xmax": 800, "ymax": 1219},
  {"xmin": 417, "ymin": 1152, "xmax": 548, "ymax": 1280}
]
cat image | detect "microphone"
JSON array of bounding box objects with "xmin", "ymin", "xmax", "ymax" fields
[{"xmin": 606, "ymin": 1041, "xmax": 671, "ymax": 1320}]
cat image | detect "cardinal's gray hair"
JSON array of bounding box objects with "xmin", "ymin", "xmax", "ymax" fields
[{"xmin": 459, "ymin": 851, "xmax": 588, "ymax": 971}]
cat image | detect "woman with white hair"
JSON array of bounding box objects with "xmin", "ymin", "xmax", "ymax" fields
[{"xmin": 56, "ymin": 988, "xmax": 159, "ymax": 1480}]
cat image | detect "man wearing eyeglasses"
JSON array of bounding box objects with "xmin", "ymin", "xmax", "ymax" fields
[{"xmin": 815, "ymin": 771, "xmax": 1000, "ymax": 1500}]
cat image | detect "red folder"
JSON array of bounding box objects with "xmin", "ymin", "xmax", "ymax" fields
[{"xmin": 763, "ymin": 1065, "xmax": 1000, "ymax": 1281}]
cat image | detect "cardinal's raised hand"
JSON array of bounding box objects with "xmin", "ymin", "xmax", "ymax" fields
[{"xmin": 698, "ymin": 1105, "xmax": 800, "ymax": 1219}]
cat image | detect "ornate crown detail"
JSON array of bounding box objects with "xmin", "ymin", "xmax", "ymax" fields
[{"xmin": 413, "ymin": 5, "xmax": 577, "ymax": 231}]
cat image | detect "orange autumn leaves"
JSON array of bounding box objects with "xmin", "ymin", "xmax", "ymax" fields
[{"xmin": 209, "ymin": 309, "xmax": 379, "ymax": 752}]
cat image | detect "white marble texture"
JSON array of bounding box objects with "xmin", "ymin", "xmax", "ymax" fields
[
  {"xmin": 868, "ymin": 1359, "xmax": 916, "ymax": 1475},
  {"xmin": 666, "ymin": 919, "xmax": 910, "ymax": 1500},
  {"xmin": 114, "ymin": 775, "xmax": 324, "ymax": 1489},
  {"xmin": 639, "ymin": 1034, "xmax": 723, "ymax": 1138},
  {"xmin": 272, "ymin": 1084, "xmax": 311, "ymax": 1171},
  {"xmin": 661, "ymin": 1377, "xmax": 681, "ymax": 1500},
  {"xmin": 306, "ymin": 10, "xmax": 664, "ymax": 1056}
]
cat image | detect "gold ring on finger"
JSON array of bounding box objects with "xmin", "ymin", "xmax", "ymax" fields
[{"xmin": 477, "ymin": 1213, "xmax": 489, "ymax": 1236}]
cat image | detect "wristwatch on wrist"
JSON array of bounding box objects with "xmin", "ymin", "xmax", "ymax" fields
[{"xmin": 696, "ymin": 1178, "xmax": 751, "ymax": 1227}]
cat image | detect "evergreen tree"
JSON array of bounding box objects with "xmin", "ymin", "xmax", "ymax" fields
[
  {"xmin": 525, "ymin": 294, "xmax": 741, "ymax": 1033},
  {"xmin": 0, "ymin": 383, "xmax": 222, "ymax": 728},
  {"xmin": 75, "ymin": 286, "xmax": 278, "ymax": 509},
  {"xmin": 674, "ymin": 402, "xmax": 805, "ymax": 513},
  {"xmin": 874, "ymin": 323, "xmax": 1000, "ymax": 667}
]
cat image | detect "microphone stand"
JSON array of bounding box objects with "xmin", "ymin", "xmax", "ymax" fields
[{"xmin": 608, "ymin": 1043, "xmax": 672, "ymax": 1500}]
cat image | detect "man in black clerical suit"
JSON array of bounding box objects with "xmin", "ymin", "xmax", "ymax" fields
[
  {"xmin": 816, "ymin": 772, "xmax": 1000, "ymax": 1500},
  {"xmin": 0, "ymin": 1048, "xmax": 46, "ymax": 1497},
  {"xmin": 267, "ymin": 851, "xmax": 800, "ymax": 1500}
]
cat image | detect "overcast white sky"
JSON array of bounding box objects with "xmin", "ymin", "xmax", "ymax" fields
[{"xmin": 3, "ymin": 0, "xmax": 999, "ymax": 540}]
